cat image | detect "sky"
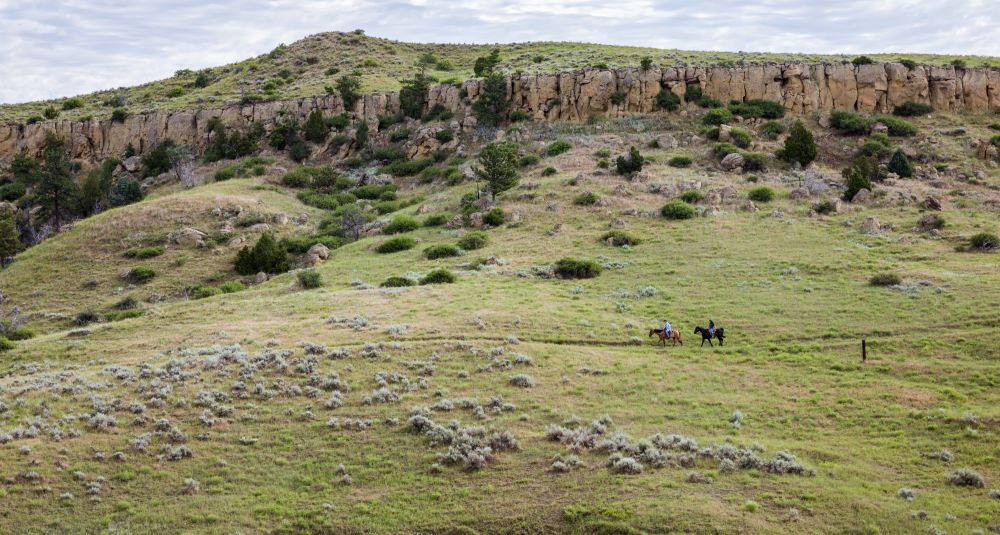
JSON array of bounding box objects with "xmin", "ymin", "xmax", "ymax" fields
[{"xmin": 0, "ymin": 0, "xmax": 997, "ymax": 104}]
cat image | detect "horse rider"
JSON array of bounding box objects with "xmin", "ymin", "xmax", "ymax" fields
[
  {"xmin": 708, "ymin": 319, "xmax": 716, "ymax": 338},
  {"xmin": 663, "ymin": 319, "xmax": 672, "ymax": 336}
]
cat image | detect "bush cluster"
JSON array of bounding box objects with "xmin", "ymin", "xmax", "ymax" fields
[
  {"xmin": 728, "ymin": 99, "xmax": 785, "ymax": 119},
  {"xmin": 376, "ymin": 236, "xmax": 416, "ymax": 254},
  {"xmin": 661, "ymin": 200, "xmax": 695, "ymax": 220},
  {"xmin": 457, "ymin": 231, "xmax": 488, "ymax": 250},
  {"xmin": 554, "ymin": 258, "xmax": 602, "ymax": 279}
]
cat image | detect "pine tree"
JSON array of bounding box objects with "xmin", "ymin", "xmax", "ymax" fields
[
  {"xmin": 472, "ymin": 142, "xmax": 519, "ymax": 201},
  {"xmin": 887, "ymin": 148, "xmax": 913, "ymax": 178},
  {"xmin": 780, "ymin": 120, "xmax": 817, "ymax": 167},
  {"xmin": 32, "ymin": 133, "xmax": 81, "ymax": 229}
]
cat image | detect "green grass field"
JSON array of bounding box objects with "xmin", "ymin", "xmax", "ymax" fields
[
  {"xmin": 1, "ymin": 111, "xmax": 999, "ymax": 534},
  {"xmin": 3, "ymin": 30, "xmax": 999, "ymax": 125}
]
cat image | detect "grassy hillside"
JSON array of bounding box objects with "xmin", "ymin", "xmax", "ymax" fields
[
  {"xmin": 1, "ymin": 109, "xmax": 999, "ymax": 533},
  {"xmin": 3, "ymin": 30, "xmax": 1000, "ymax": 124}
]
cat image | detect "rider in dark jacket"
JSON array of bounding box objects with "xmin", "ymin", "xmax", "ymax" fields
[{"xmin": 708, "ymin": 319, "xmax": 715, "ymax": 337}]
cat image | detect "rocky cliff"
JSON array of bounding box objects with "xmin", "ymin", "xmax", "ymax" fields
[{"xmin": 2, "ymin": 62, "xmax": 998, "ymax": 163}]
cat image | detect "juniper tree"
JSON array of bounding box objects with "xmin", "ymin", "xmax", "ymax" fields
[
  {"xmin": 780, "ymin": 120, "xmax": 817, "ymax": 167},
  {"xmin": 473, "ymin": 71, "xmax": 509, "ymax": 126},
  {"xmin": 303, "ymin": 108, "xmax": 329, "ymax": 143},
  {"xmin": 887, "ymin": 148, "xmax": 913, "ymax": 177}
]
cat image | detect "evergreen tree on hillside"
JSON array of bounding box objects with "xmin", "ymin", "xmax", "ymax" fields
[
  {"xmin": 31, "ymin": 133, "xmax": 81, "ymax": 229},
  {"xmin": 780, "ymin": 120, "xmax": 817, "ymax": 167},
  {"xmin": 399, "ymin": 73, "xmax": 431, "ymax": 119},
  {"xmin": 0, "ymin": 217, "xmax": 23, "ymax": 267},
  {"xmin": 473, "ymin": 71, "xmax": 509, "ymax": 126},
  {"xmin": 303, "ymin": 108, "xmax": 329, "ymax": 143},
  {"xmin": 234, "ymin": 233, "xmax": 289, "ymax": 275},
  {"xmin": 472, "ymin": 142, "xmax": 518, "ymax": 200},
  {"xmin": 887, "ymin": 148, "xmax": 913, "ymax": 178}
]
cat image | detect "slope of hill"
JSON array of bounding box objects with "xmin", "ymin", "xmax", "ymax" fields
[
  {"xmin": 3, "ymin": 29, "xmax": 1000, "ymax": 124},
  {"xmin": 0, "ymin": 102, "xmax": 999, "ymax": 533}
]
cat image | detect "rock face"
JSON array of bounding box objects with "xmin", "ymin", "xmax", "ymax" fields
[
  {"xmin": 720, "ymin": 153, "xmax": 745, "ymax": 171},
  {"xmin": 2, "ymin": 62, "xmax": 997, "ymax": 163}
]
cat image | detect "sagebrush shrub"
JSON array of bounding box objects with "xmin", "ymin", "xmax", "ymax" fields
[
  {"xmin": 381, "ymin": 276, "xmax": 415, "ymax": 288},
  {"xmin": 509, "ymin": 374, "xmax": 535, "ymax": 388}
]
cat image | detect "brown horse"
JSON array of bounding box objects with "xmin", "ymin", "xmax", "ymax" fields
[{"xmin": 649, "ymin": 328, "xmax": 683, "ymax": 346}]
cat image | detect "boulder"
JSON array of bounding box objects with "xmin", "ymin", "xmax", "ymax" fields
[
  {"xmin": 859, "ymin": 216, "xmax": 893, "ymax": 235},
  {"xmin": 271, "ymin": 213, "xmax": 289, "ymax": 225},
  {"xmin": 871, "ymin": 122, "xmax": 889, "ymax": 134},
  {"xmin": 917, "ymin": 213, "xmax": 943, "ymax": 230},
  {"xmin": 469, "ymin": 212, "xmax": 484, "ymax": 228},
  {"xmin": 718, "ymin": 124, "xmax": 733, "ymax": 142},
  {"xmin": 922, "ymin": 196, "xmax": 942, "ymax": 211},
  {"xmin": 851, "ymin": 188, "xmax": 873, "ymax": 204},
  {"xmin": 248, "ymin": 223, "xmax": 271, "ymax": 233},
  {"xmin": 741, "ymin": 200, "xmax": 758, "ymax": 213},
  {"xmin": 296, "ymin": 213, "xmax": 310, "ymax": 225},
  {"xmin": 307, "ymin": 243, "xmax": 330, "ymax": 260},
  {"xmin": 655, "ymin": 134, "xmax": 678, "ymax": 149},
  {"xmin": 446, "ymin": 215, "xmax": 464, "ymax": 229},
  {"xmin": 227, "ymin": 235, "xmax": 246, "ymax": 248},
  {"xmin": 720, "ymin": 152, "xmax": 745, "ymax": 171},
  {"xmin": 301, "ymin": 253, "xmax": 322, "ymax": 267},
  {"xmin": 173, "ymin": 227, "xmax": 206, "ymax": 247},
  {"xmin": 788, "ymin": 187, "xmax": 810, "ymax": 200},
  {"xmin": 255, "ymin": 272, "xmax": 268, "ymax": 284},
  {"xmin": 123, "ymin": 156, "xmax": 142, "ymax": 173}
]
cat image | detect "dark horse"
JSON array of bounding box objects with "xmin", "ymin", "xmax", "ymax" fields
[{"xmin": 694, "ymin": 326, "xmax": 725, "ymax": 347}]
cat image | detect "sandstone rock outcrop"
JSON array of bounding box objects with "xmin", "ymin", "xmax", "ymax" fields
[{"xmin": 2, "ymin": 63, "xmax": 997, "ymax": 164}]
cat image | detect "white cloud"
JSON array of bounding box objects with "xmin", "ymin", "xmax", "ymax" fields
[{"xmin": 0, "ymin": 0, "xmax": 997, "ymax": 103}]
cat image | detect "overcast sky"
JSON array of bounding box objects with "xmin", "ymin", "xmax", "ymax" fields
[{"xmin": 1, "ymin": 0, "xmax": 997, "ymax": 104}]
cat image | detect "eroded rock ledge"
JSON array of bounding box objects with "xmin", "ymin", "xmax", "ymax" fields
[{"xmin": 2, "ymin": 62, "xmax": 997, "ymax": 162}]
